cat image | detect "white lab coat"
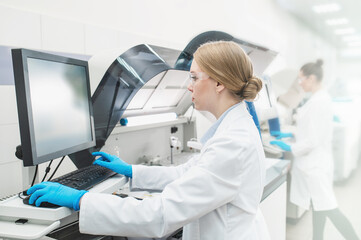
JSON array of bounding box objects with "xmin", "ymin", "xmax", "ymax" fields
[
  {"xmin": 79, "ymin": 103, "xmax": 268, "ymax": 239},
  {"xmin": 290, "ymin": 89, "xmax": 338, "ymax": 211}
]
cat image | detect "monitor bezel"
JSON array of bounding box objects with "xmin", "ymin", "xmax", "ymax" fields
[{"xmin": 12, "ymin": 48, "xmax": 96, "ymax": 166}]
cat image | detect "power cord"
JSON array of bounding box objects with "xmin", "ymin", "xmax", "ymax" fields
[
  {"xmin": 41, "ymin": 160, "xmax": 53, "ymax": 182},
  {"xmin": 18, "ymin": 191, "xmax": 26, "ymax": 200},
  {"xmin": 31, "ymin": 165, "xmax": 38, "ymax": 187},
  {"xmin": 18, "ymin": 165, "xmax": 39, "ymax": 199},
  {"xmin": 48, "ymin": 156, "xmax": 65, "ymax": 181}
]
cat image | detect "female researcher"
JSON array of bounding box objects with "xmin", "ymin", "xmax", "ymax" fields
[
  {"xmin": 27, "ymin": 41, "xmax": 268, "ymax": 239},
  {"xmin": 271, "ymin": 60, "xmax": 359, "ymax": 240}
]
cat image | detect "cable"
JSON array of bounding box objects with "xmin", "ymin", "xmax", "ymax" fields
[
  {"xmin": 18, "ymin": 191, "xmax": 25, "ymax": 200},
  {"xmin": 48, "ymin": 156, "xmax": 65, "ymax": 181},
  {"xmin": 31, "ymin": 165, "xmax": 38, "ymax": 187},
  {"xmin": 41, "ymin": 160, "xmax": 53, "ymax": 182}
]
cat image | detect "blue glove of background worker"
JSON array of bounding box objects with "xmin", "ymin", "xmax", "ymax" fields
[
  {"xmin": 27, "ymin": 182, "xmax": 87, "ymax": 211},
  {"xmin": 270, "ymin": 131, "xmax": 293, "ymax": 139},
  {"xmin": 92, "ymin": 151, "xmax": 132, "ymax": 178},
  {"xmin": 270, "ymin": 140, "xmax": 291, "ymax": 152}
]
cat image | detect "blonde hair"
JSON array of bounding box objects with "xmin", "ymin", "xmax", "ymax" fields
[{"xmin": 193, "ymin": 41, "xmax": 262, "ymax": 101}]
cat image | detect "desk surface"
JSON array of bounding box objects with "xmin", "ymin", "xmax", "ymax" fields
[
  {"xmin": 121, "ymin": 153, "xmax": 290, "ymax": 202},
  {"xmin": 166, "ymin": 154, "xmax": 290, "ymax": 201},
  {"xmin": 263, "ymin": 158, "xmax": 290, "ymax": 200},
  {"xmin": 0, "ymin": 175, "xmax": 127, "ymax": 239}
]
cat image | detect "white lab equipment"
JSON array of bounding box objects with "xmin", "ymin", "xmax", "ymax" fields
[
  {"xmin": 169, "ymin": 136, "xmax": 181, "ymax": 164},
  {"xmin": 271, "ymin": 68, "xmax": 304, "ymax": 109},
  {"xmin": 187, "ymin": 138, "xmax": 202, "ymax": 151},
  {"xmin": 253, "ymin": 76, "xmax": 279, "ymax": 122},
  {"xmin": 252, "ymin": 76, "xmax": 284, "ymax": 157}
]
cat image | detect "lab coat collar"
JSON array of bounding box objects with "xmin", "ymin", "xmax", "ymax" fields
[
  {"xmin": 303, "ymin": 89, "xmax": 327, "ymax": 107},
  {"xmin": 200, "ymin": 102, "xmax": 245, "ymax": 145},
  {"xmin": 312, "ymin": 89, "xmax": 326, "ymax": 99}
]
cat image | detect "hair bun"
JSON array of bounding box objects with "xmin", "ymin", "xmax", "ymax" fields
[
  {"xmin": 241, "ymin": 76, "xmax": 263, "ymax": 101},
  {"xmin": 316, "ymin": 59, "xmax": 323, "ymax": 67}
]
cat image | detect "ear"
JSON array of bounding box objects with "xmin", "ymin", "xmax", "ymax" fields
[
  {"xmin": 309, "ymin": 74, "xmax": 318, "ymax": 83},
  {"xmin": 215, "ymin": 81, "xmax": 225, "ymax": 94}
]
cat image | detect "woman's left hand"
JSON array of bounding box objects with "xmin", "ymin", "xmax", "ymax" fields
[
  {"xmin": 270, "ymin": 131, "xmax": 293, "ymax": 139},
  {"xmin": 270, "ymin": 140, "xmax": 291, "ymax": 152}
]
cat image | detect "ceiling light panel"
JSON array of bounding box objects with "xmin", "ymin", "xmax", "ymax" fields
[
  {"xmin": 312, "ymin": 3, "xmax": 341, "ymax": 13},
  {"xmin": 325, "ymin": 18, "xmax": 349, "ymax": 26},
  {"xmin": 334, "ymin": 28, "xmax": 355, "ymax": 35},
  {"xmin": 342, "ymin": 35, "xmax": 361, "ymax": 42}
]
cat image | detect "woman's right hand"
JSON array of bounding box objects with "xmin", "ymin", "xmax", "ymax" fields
[
  {"xmin": 270, "ymin": 140, "xmax": 291, "ymax": 152},
  {"xmin": 92, "ymin": 152, "xmax": 132, "ymax": 178}
]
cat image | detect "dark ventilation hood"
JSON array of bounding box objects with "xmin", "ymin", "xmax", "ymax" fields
[{"xmin": 69, "ymin": 31, "xmax": 278, "ymax": 168}]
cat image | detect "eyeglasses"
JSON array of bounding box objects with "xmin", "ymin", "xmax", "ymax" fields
[
  {"xmin": 297, "ymin": 75, "xmax": 309, "ymax": 83},
  {"xmin": 188, "ymin": 72, "xmax": 210, "ymax": 85}
]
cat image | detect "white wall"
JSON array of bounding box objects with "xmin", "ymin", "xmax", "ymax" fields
[
  {"xmin": 334, "ymin": 60, "xmax": 361, "ymax": 97},
  {"xmin": 0, "ymin": 0, "xmax": 338, "ymax": 69},
  {"xmin": 0, "ymin": 0, "xmax": 339, "ymax": 198}
]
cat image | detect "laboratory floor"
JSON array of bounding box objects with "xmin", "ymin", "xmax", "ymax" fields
[{"xmin": 286, "ymin": 165, "xmax": 361, "ymax": 240}]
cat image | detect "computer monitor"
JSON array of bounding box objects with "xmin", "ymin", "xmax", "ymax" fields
[
  {"xmin": 253, "ymin": 76, "xmax": 278, "ymax": 122},
  {"xmin": 12, "ymin": 49, "xmax": 95, "ymax": 167}
]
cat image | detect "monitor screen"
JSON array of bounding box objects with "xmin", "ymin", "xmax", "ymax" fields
[{"xmin": 12, "ymin": 49, "xmax": 95, "ymax": 166}]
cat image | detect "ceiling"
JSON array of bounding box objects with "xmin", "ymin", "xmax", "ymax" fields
[{"xmin": 275, "ymin": 0, "xmax": 361, "ymax": 51}]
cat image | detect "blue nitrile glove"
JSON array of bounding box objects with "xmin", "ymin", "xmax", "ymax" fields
[
  {"xmin": 27, "ymin": 182, "xmax": 87, "ymax": 211},
  {"xmin": 270, "ymin": 131, "xmax": 293, "ymax": 139},
  {"xmin": 270, "ymin": 140, "xmax": 291, "ymax": 152},
  {"xmin": 92, "ymin": 151, "xmax": 132, "ymax": 178}
]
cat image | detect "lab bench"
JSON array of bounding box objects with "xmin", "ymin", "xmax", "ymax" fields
[{"xmin": 0, "ymin": 154, "xmax": 289, "ymax": 240}]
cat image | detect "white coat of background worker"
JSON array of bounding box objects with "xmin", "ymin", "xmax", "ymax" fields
[
  {"xmin": 271, "ymin": 60, "xmax": 359, "ymax": 240},
  {"xmin": 27, "ymin": 41, "xmax": 269, "ymax": 240}
]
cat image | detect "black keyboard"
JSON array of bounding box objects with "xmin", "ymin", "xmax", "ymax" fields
[
  {"xmin": 22, "ymin": 165, "xmax": 117, "ymax": 208},
  {"xmin": 51, "ymin": 165, "xmax": 117, "ymax": 190}
]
